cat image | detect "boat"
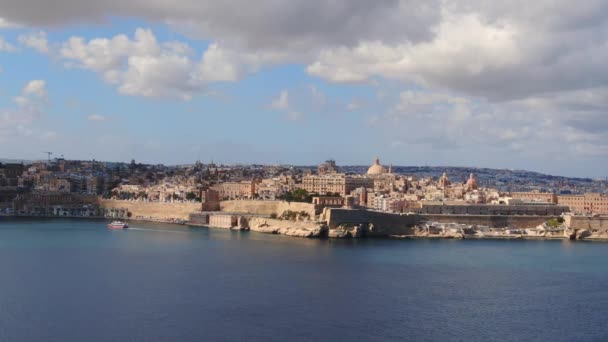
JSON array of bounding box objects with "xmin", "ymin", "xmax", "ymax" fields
[{"xmin": 107, "ymin": 221, "xmax": 129, "ymax": 229}]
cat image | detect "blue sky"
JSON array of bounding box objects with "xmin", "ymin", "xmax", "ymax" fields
[{"xmin": 1, "ymin": 2, "xmax": 608, "ymax": 178}]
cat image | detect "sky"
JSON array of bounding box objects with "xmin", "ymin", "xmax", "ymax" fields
[{"xmin": 0, "ymin": 1, "xmax": 607, "ymax": 178}]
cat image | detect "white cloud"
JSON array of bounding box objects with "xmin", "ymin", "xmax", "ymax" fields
[
  {"xmin": 87, "ymin": 114, "xmax": 106, "ymax": 121},
  {"xmin": 8, "ymin": 1, "xmax": 608, "ymax": 104},
  {"xmin": 286, "ymin": 111, "xmax": 301, "ymax": 121},
  {"xmin": 18, "ymin": 31, "xmax": 49, "ymax": 53},
  {"xmin": 270, "ymin": 90, "xmax": 289, "ymax": 110},
  {"xmin": 0, "ymin": 17, "xmax": 19, "ymax": 28},
  {"xmin": 22, "ymin": 79, "xmax": 47, "ymax": 96},
  {"xmin": 269, "ymin": 90, "xmax": 305, "ymax": 121},
  {"xmin": 0, "ymin": 36, "xmax": 17, "ymax": 52},
  {"xmin": 1, "ymin": 79, "xmax": 48, "ymax": 142},
  {"xmin": 377, "ymin": 85, "xmax": 608, "ymax": 162},
  {"xmin": 309, "ymin": 85, "xmax": 326, "ymax": 106},
  {"xmin": 307, "ymin": 10, "xmax": 522, "ymax": 89},
  {"xmin": 1, "ymin": 0, "xmax": 608, "ymax": 172},
  {"xmin": 346, "ymin": 100, "xmax": 364, "ymax": 111},
  {"xmin": 57, "ymin": 28, "xmax": 279, "ymax": 99}
]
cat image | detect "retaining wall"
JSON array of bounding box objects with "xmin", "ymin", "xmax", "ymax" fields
[
  {"xmin": 564, "ymin": 215, "xmax": 608, "ymax": 230},
  {"xmin": 421, "ymin": 214, "xmax": 553, "ymax": 228},
  {"xmin": 99, "ymin": 200, "xmax": 200, "ymax": 220},
  {"xmin": 220, "ymin": 200, "xmax": 317, "ymax": 217}
]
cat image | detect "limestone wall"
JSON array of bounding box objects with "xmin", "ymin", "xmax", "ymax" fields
[
  {"xmin": 247, "ymin": 217, "xmax": 327, "ymax": 237},
  {"xmin": 99, "ymin": 200, "xmax": 200, "ymax": 220},
  {"xmin": 421, "ymin": 214, "xmax": 553, "ymax": 228},
  {"xmin": 564, "ymin": 215, "xmax": 608, "ymax": 230},
  {"xmin": 326, "ymin": 209, "xmax": 421, "ymax": 236},
  {"xmin": 220, "ymin": 200, "xmax": 317, "ymax": 217}
]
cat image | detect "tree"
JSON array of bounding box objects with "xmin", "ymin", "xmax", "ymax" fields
[
  {"xmin": 278, "ymin": 189, "xmax": 313, "ymax": 203},
  {"xmin": 185, "ymin": 192, "xmax": 198, "ymax": 201}
]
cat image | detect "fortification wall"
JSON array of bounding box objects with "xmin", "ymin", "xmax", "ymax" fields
[
  {"xmin": 326, "ymin": 209, "xmax": 554, "ymax": 235},
  {"xmin": 420, "ymin": 214, "xmax": 553, "ymax": 228},
  {"xmin": 326, "ymin": 209, "xmax": 421, "ymax": 236},
  {"xmin": 99, "ymin": 200, "xmax": 200, "ymax": 220},
  {"xmin": 247, "ymin": 217, "xmax": 327, "ymax": 237},
  {"xmin": 564, "ymin": 215, "xmax": 608, "ymax": 230},
  {"xmin": 220, "ymin": 200, "xmax": 317, "ymax": 217}
]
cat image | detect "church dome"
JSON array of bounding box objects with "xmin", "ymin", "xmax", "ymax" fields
[
  {"xmin": 367, "ymin": 157, "xmax": 386, "ymax": 175},
  {"xmin": 439, "ymin": 172, "xmax": 451, "ymax": 188},
  {"xmin": 466, "ymin": 173, "xmax": 478, "ymax": 190}
]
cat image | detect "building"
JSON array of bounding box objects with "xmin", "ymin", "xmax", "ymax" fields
[
  {"xmin": 302, "ymin": 174, "xmax": 374, "ymax": 196},
  {"xmin": 416, "ymin": 203, "xmax": 569, "ymax": 216},
  {"xmin": 201, "ymin": 188, "xmax": 220, "ymax": 211},
  {"xmin": 317, "ymin": 160, "xmax": 338, "ymax": 175},
  {"xmin": 465, "ymin": 173, "xmax": 479, "ymax": 191},
  {"xmin": 255, "ymin": 176, "xmax": 296, "ymax": 200},
  {"xmin": 510, "ymin": 191, "xmax": 558, "ymax": 204},
  {"xmin": 214, "ymin": 180, "xmax": 256, "ymax": 200},
  {"xmin": 558, "ymin": 193, "xmax": 608, "ymax": 215},
  {"xmin": 367, "ymin": 157, "xmax": 387, "ymax": 175},
  {"xmin": 438, "ymin": 172, "xmax": 451, "ymax": 188},
  {"xmin": 312, "ymin": 196, "xmax": 344, "ymax": 208}
]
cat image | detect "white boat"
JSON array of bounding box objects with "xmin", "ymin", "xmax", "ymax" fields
[{"xmin": 107, "ymin": 221, "xmax": 129, "ymax": 229}]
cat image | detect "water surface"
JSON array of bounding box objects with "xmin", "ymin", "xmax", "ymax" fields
[{"xmin": 1, "ymin": 218, "xmax": 607, "ymax": 341}]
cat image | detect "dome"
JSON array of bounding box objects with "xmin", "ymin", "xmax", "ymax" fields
[
  {"xmin": 466, "ymin": 173, "xmax": 478, "ymax": 190},
  {"xmin": 367, "ymin": 157, "xmax": 386, "ymax": 175},
  {"xmin": 439, "ymin": 172, "xmax": 451, "ymax": 187}
]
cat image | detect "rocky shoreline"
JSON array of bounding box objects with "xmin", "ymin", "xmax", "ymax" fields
[
  {"xmin": 189, "ymin": 217, "xmax": 608, "ymax": 241},
  {"xmin": 3, "ymin": 214, "xmax": 608, "ymax": 242}
]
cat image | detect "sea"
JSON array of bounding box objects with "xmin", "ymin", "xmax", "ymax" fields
[{"xmin": 0, "ymin": 218, "xmax": 607, "ymax": 342}]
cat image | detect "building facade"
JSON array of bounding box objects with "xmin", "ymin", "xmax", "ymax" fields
[
  {"xmin": 302, "ymin": 174, "xmax": 374, "ymax": 196},
  {"xmin": 558, "ymin": 193, "xmax": 608, "ymax": 215}
]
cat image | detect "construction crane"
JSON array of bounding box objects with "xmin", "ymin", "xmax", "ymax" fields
[{"xmin": 43, "ymin": 151, "xmax": 53, "ymax": 161}]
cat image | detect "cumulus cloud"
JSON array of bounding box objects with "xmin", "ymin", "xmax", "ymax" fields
[
  {"xmin": 22, "ymin": 79, "xmax": 47, "ymax": 96},
  {"xmin": 18, "ymin": 31, "xmax": 49, "ymax": 53},
  {"xmin": 269, "ymin": 90, "xmax": 303, "ymax": 121},
  {"xmin": 0, "ymin": 36, "xmax": 17, "ymax": 52},
  {"xmin": 0, "ymin": 1, "xmax": 439, "ymax": 48},
  {"xmin": 87, "ymin": 114, "xmax": 106, "ymax": 121},
  {"xmin": 57, "ymin": 28, "xmax": 278, "ymax": 99},
  {"xmin": 270, "ymin": 90, "xmax": 289, "ymax": 110},
  {"xmin": 376, "ymin": 85, "xmax": 608, "ymax": 162},
  {"xmin": 4, "ymin": 1, "xmax": 608, "ymax": 102},
  {"xmin": 0, "ymin": 17, "xmax": 19, "ymax": 28},
  {"xmin": 1, "ymin": 0, "xmax": 608, "ymax": 171},
  {"xmin": 59, "ymin": 28, "xmax": 202, "ymax": 99},
  {"xmin": 1, "ymin": 79, "xmax": 48, "ymax": 142}
]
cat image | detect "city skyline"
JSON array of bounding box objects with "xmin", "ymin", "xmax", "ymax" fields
[{"xmin": 1, "ymin": 2, "xmax": 608, "ymax": 177}]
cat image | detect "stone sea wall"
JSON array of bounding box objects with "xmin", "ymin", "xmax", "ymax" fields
[
  {"xmin": 220, "ymin": 200, "xmax": 317, "ymax": 217},
  {"xmin": 324, "ymin": 208, "xmax": 421, "ymax": 236},
  {"xmin": 99, "ymin": 199, "xmax": 200, "ymax": 220},
  {"xmin": 563, "ymin": 215, "xmax": 608, "ymax": 240},
  {"xmin": 564, "ymin": 215, "xmax": 608, "ymax": 230},
  {"xmin": 420, "ymin": 214, "xmax": 553, "ymax": 229},
  {"xmin": 246, "ymin": 217, "xmax": 327, "ymax": 238}
]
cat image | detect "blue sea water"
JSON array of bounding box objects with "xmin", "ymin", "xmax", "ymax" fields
[{"xmin": 0, "ymin": 218, "xmax": 607, "ymax": 342}]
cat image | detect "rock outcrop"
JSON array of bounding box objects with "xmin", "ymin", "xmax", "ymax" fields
[{"xmin": 247, "ymin": 217, "xmax": 328, "ymax": 238}]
